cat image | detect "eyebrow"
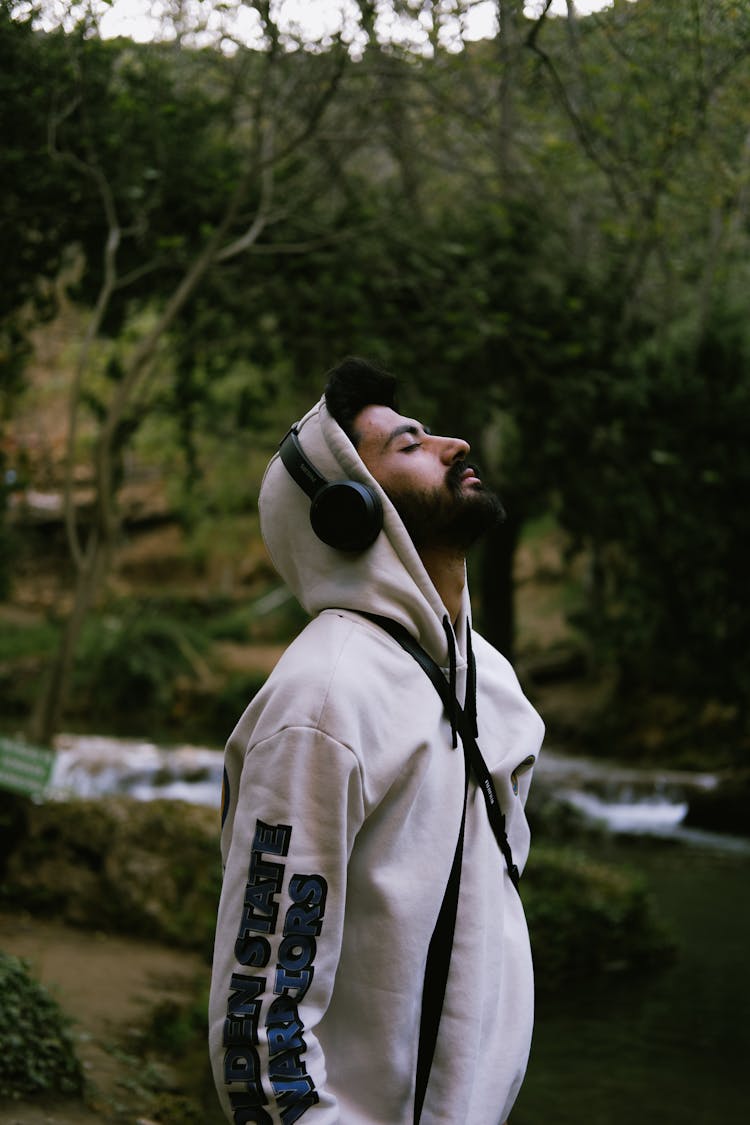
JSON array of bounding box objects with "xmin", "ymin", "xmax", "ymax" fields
[{"xmin": 382, "ymin": 422, "xmax": 431, "ymax": 451}]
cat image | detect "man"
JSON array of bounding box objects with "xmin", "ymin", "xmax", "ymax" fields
[{"xmin": 209, "ymin": 357, "xmax": 544, "ymax": 1125}]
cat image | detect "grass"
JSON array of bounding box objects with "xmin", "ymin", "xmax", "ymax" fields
[{"xmin": 0, "ymin": 617, "xmax": 60, "ymax": 664}]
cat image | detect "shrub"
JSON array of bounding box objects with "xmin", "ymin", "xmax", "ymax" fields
[
  {"xmin": 0, "ymin": 951, "xmax": 84, "ymax": 1098},
  {"xmin": 144, "ymin": 1092, "xmax": 207, "ymax": 1125},
  {"xmin": 1, "ymin": 798, "xmax": 222, "ymax": 959},
  {"xmin": 138, "ymin": 987, "xmax": 225, "ymax": 1125},
  {"xmin": 73, "ymin": 607, "xmax": 211, "ymax": 719},
  {"xmin": 523, "ymin": 846, "xmax": 675, "ymax": 994}
]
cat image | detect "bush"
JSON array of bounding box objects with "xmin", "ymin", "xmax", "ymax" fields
[
  {"xmin": 1, "ymin": 797, "xmax": 222, "ymax": 959},
  {"xmin": 0, "ymin": 617, "xmax": 60, "ymax": 664},
  {"xmin": 524, "ymin": 846, "xmax": 675, "ymax": 993},
  {"xmin": 0, "ymin": 951, "xmax": 84, "ymax": 1098},
  {"xmin": 73, "ymin": 607, "xmax": 211, "ymax": 719},
  {"xmin": 138, "ymin": 987, "xmax": 225, "ymax": 1125},
  {"xmin": 171, "ymin": 670, "xmax": 267, "ymax": 745},
  {"xmin": 144, "ymin": 1092, "xmax": 207, "ymax": 1125}
]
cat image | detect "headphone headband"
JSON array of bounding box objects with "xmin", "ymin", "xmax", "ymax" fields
[{"xmin": 278, "ymin": 427, "xmax": 327, "ymax": 498}]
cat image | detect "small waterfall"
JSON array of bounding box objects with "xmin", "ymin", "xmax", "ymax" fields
[
  {"xmin": 535, "ymin": 749, "xmax": 750, "ymax": 852},
  {"xmin": 44, "ymin": 735, "xmax": 750, "ymax": 853},
  {"xmin": 50, "ymin": 733, "xmax": 224, "ymax": 808}
]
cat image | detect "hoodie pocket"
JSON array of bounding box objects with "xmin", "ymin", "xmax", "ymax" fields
[{"xmin": 511, "ymin": 754, "xmax": 536, "ymax": 796}]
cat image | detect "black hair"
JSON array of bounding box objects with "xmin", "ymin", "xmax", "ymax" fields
[{"xmin": 324, "ymin": 356, "xmax": 398, "ymax": 447}]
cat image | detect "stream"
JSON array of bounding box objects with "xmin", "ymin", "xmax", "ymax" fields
[
  {"xmin": 47, "ymin": 734, "xmax": 750, "ymax": 852},
  {"xmin": 46, "ymin": 733, "xmax": 750, "ymax": 1122}
]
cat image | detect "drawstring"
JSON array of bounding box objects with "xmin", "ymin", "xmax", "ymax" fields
[
  {"xmin": 356, "ymin": 609, "xmax": 521, "ymax": 892},
  {"xmin": 442, "ymin": 616, "xmax": 479, "ymax": 747},
  {"xmin": 465, "ymin": 620, "xmax": 478, "ymax": 739},
  {"xmin": 441, "ymin": 616, "xmax": 458, "ymax": 748}
]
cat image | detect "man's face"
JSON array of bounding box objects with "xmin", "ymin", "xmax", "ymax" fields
[{"xmin": 353, "ymin": 404, "xmax": 505, "ymax": 550}]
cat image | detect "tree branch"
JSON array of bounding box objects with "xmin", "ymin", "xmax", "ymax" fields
[
  {"xmin": 524, "ymin": 10, "xmax": 629, "ymax": 212},
  {"xmin": 215, "ymin": 123, "xmax": 275, "ymax": 262},
  {"xmin": 48, "ymin": 93, "xmax": 122, "ymax": 572}
]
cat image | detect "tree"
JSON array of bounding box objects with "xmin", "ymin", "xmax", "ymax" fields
[
  {"xmin": 7, "ymin": 0, "xmax": 750, "ymax": 746},
  {"xmin": 3, "ymin": 1, "xmax": 355, "ymax": 744}
]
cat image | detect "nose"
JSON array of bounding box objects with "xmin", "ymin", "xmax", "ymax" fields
[{"xmin": 437, "ymin": 434, "xmax": 470, "ymax": 463}]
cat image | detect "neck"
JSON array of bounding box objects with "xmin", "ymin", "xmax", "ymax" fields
[{"xmin": 418, "ymin": 545, "xmax": 466, "ymax": 625}]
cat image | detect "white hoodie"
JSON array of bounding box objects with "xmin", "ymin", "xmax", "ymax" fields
[{"xmin": 209, "ymin": 397, "xmax": 545, "ymax": 1125}]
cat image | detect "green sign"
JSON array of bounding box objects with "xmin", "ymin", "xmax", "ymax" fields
[{"xmin": 0, "ymin": 736, "xmax": 55, "ymax": 797}]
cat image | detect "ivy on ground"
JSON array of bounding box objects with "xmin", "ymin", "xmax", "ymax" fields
[{"xmin": 0, "ymin": 950, "xmax": 84, "ymax": 1099}]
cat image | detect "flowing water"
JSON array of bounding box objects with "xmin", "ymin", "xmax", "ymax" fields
[
  {"xmin": 516, "ymin": 840, "xmax": 750, "ymax": 1123},
  {"xmin": 520, "ymin": 751, "xmax": 750, "ymax": 1122},
  {"xmin": 46, "ymin": 735, "xmax": 750, "ymax": 1122}
]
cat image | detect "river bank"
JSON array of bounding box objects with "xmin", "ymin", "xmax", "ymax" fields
[
  {"xmin": 0, "ymin": 731, "xmax": 679, "ymax": 1123},
  {"xmin": 2, "ymin": 468, "xmax": 746, "ymax": 1119},
  {"xmin": 516, "ymin": 836, "xmax": 750, "ymax": 1124},
  {"xmin": 0, "ymin": 911, "xmax": 209, "ymax": 1125},
  {"xmin": 1, "ymin": 772, "xmax": 747, "ymax": 1125},
  {"xmin": 36, "ymin": 731, "xmax": 750, "ymax": 850}
]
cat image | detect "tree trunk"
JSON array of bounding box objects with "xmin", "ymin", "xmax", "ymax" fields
[
  {"xmin": 479, "ymin": 506, "xmax": 522, "ymax": 662},
  {"xmin": 496, "ymin": 0, "xmax": 524, "ymax": 180},
  {"xmin": 27, "ymin": 142, "xmax": 274, "ymax": 747},
  {"xmin": 28, "ymin": 530, "xmax": 107, "ymax": 747}
]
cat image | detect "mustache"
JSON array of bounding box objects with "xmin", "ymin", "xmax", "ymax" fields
[{"xmin": 446, "ymin": 458, "xmax": 483, "ymax": 490}]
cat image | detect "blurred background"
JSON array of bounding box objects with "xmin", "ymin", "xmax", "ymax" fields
[{"xmin": 0, "ymin": 0, "xmax": 748, "ymax": 1122}]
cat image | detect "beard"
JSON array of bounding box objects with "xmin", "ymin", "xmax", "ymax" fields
[{"xmin": 386, "ymin": 460, "xmax": 506, "ymax": 551}]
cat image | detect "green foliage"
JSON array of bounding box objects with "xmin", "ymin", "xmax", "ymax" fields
[
  {"xmin": 0, "ymin": 618, "xmax": 62, "ymax": 719},
  {"xmin": 73, "ymin": 606, "xmax": 210, "ymax": 718},
  {"xmin": 523, "ymin": 846, "xmax": 675, "ymax": 994},
  {"xmin": 1, "ymin": 797, "xmax": 222, "ymax": 958},
  {"xmin": 0, "ymin": 6, "xmax": 71, "ymax": 322},
  {"xmin": 0, "ymin": 617, "xmax": 60, "ymax": 664},
  {"xmin": 144, "ymin": 991, "xmax": 208, "ymax": 1055},
  {"xmin": 138, "ymin": 985, "xmax": 224, "ymax": 1125},
  {"xmin": 206, "ymin": 596, "xmax": 308, "ymax": 645},
  {"xmin": 143, "ymin": 1092, "xmax": 209, "ymax": 1125},
  {"xmin": 176, "ymin": 671, "xmax": 268, "ymax": 747},
  {"xmin": 3, "ymin": 0, "xmax": 750, "ymax": 750},
  {"xmin": 0, "ymin": 950, "xmax": 84, "ymax": 1099},
  {"xmin": 0, "ymin": 469, "xmax": 15, "ymax": 602},
  {"xmin": 553, "ymin": 296, "xmax": 750, "ymax": 729},
  {"xmin": 63, "ymin": 595, "xmax": 293, "ymax": 738},
  {"xmin": 37, "ymin": 32, "xmax": 244, "ymax": 326}
]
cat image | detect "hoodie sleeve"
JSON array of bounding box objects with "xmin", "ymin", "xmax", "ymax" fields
[{"xmin": 209, "ymin": 722, "xmax": 365, "ymax": 1125}]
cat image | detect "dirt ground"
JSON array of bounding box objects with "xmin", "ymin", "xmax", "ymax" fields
[{"xmin": 0, "ymin": 911, "xmax": 208, "ymax": 1125}]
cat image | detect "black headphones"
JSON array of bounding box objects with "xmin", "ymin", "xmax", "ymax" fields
[{"xmin": 278, "ymin": 426, "xmax": 383, "ymax": 552}]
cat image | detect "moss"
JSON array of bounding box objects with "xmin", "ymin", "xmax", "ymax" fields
[
  {"xmin": 137, "ymin": 984, "xmax": 225, "ymax": 1125},
  {"xmin": 143, "ymin": 1092, "xmax": 208, "ymax": 1125},
  {"xmin": 1, "ymin": 797, "xmax": 222, "ymax": 958},
  {"xmin": 2, "ymin": 797, "xmax": 675, "ymax": 1005},
  {"xmin": 523, "ymin": 846, "xmax": 675, "ymax": 993},
  {"xmin": 0, "ymin": 951, "xmax": 85, "ymax": 1099}
]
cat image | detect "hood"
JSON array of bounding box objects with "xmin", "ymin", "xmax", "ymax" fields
[{"xmin": 259, "ymin": 396, "xmax": 471, "ymax": 669}]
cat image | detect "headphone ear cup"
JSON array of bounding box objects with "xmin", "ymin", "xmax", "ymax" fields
[{"xmin": 310, "ymin": 481, "xmax": 383, "ymax": 552}]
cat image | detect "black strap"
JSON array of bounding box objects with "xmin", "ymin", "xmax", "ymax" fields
[
  {"xmin": 413, "ymin": 753, "xmax": 469, "ymax": 1123},
  {"xmin": 356, "ymin": 612, "xmax": 519, "ymax": 1124},
  {"xmin": 359, "ymin": 612, "xmax": 520, "ymax": 889}
]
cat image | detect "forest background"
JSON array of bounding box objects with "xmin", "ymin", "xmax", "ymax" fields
[
  {"xmin": 0, "ymin": 0, "xmax": 749, "ymax": 1120},
  {"xmin": 2, "ymin": 0, "xmax": 749, "ymax": 762}
]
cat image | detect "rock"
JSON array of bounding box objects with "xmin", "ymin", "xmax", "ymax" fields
[
  {"xmin": 1, "ymin": 797, "xmax": 222, "ymax": 957},
  {"xmin": 683, "ymin": 769, "xmax": 750, "ymax": 837}
]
